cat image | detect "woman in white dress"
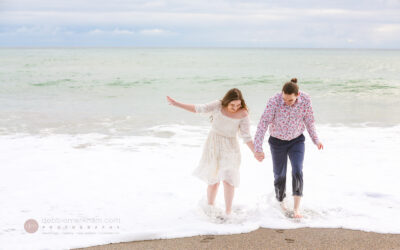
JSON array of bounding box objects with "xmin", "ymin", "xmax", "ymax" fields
[{"xmin": 166, "ymin": 88, "xmax": 255, "ymax": 216}]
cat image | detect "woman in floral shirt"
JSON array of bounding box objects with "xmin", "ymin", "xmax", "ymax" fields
[{"xmin": 254, "ymin": 78, "xmax": 324, "ymax": 218}]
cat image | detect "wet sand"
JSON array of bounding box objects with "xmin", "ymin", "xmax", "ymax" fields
[{"xmin": 74, "ymin": 227, "xmax": 400, "ymax": 250}]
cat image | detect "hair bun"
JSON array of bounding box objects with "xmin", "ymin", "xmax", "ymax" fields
[{"xmin": 291, "ymin": 78, "xmax": 298, "ymax": 84}]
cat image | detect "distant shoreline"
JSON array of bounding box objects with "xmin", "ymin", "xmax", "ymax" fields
[{"xmin": 1, "ymin": 47, "xmax": 400, "ymax": 50}]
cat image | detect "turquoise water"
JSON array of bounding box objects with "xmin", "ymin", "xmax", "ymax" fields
[{"xmin": 1, "ymin": 48, "xmax": 399, "ymax": 135}]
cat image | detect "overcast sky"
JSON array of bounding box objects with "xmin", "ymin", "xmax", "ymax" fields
[{"xmin": 1, "ymin": 0, "xmax": 399, "ymax": 48}]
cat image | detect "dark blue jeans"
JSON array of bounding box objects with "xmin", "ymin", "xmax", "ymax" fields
[{"xmin": 268, "ymin": 134, "xmax": 305, "ymax": 202}]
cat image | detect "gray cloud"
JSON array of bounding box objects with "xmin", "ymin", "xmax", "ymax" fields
[{"xmin": 0, "ymin": 0, "xmax": 399, "ymax": 47}]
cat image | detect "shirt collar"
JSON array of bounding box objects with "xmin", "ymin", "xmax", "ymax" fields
[
  {"xmin": 296, "ymin": 91, "xmax": 303, "ymax": 104},
  {"xmin": 280, "ymin": 91, "xmax": 302, "ymax": 106}
]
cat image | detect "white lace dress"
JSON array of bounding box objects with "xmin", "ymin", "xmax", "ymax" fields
[{"xmin": 192, "ymin": 100, "xmax": 252, "ymax": 188}]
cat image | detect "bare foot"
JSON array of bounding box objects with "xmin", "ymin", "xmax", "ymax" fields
[
  {"xmin": 216, "ymin": 211, "xmax": 233, "ymax": 223},
  {"xmin": 293, "ymin": 209, "xmax": 303, "ymax": 218},
  {"xmin": 279, "ymin": 201, "xmax": 288, "ymax": 212}
]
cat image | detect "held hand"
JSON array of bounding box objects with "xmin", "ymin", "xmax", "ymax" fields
[
  {"xmin": 166, "ymin": 96, "xmax": 177, "ymax": 106},
  {"xmin": 317, "ymin": 142, "xmax": 324, "ymax": 150},
  {"xmin": 254, "ymin": 151, "xmax": 265, "ymax": 162}
]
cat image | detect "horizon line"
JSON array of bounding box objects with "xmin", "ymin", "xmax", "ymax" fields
[{"xmin": 1, "ymin": 46, "xmax": 400, "ymax": 50}]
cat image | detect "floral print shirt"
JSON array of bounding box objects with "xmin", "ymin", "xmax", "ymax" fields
[{"xmin": 254, "ymin": 91, "xmax": 320, "ymax": 152}]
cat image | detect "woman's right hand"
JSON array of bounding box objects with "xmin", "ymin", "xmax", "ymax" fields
[
  {"xmin": 254, "ymin": 152, "xmax": 265, "ymax": 162},
  {"xmin": 166, "ymin": 96, "xmax": 177, "ymax": 106},
  {"xmin": 166, "ymin": 97, "xmax": 196, "ymax": 113}
]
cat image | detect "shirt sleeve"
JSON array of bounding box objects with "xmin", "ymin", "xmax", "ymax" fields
[
  {"xmin": 303, "ymin": 98, "xmax": 320, "ymax": 145},
  {"xmin": 238, "ymin": 115, "xmax": 252, "ymax": 143},
  {"xmin": 194, "ymin": 100, "xmax": 221, "ymax": 113},
  {"xmin": 254, "ymin": 98, "xmax": 276, "ymax": 152}
]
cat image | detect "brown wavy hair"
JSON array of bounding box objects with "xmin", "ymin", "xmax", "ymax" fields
[
  {"xmin": 282, "ymin": 78, "xmax": 299, "ymax": 95},
  {"xmin": 221, "ymin": 88, "xmax": 248, "ymax": 111}
]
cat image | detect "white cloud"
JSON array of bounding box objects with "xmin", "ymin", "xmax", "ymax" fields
[
  {"xmin": 2, "ymin": 0, "xmax": 400, "ymax": 12},
  {"xmin": 88, "ymin": 28, "xmax": 104, "ymax": 35},
  {"xmin": 88, "ymin": 28, "xmax": 135, "ymax": 35},
  {"xmin": 372, "ymin": 24, "xmax": 400, "ymax": 42},
  {"xmin": 113, "ymin": 28, "xmax": 135, "ymax": 35},
  {"xmin": 375, "ymin": 24, "xmax": 400, "ymax": 33},
  {"xmin": 139, "ymin": 29, "xmax": 170, "ymax": 35}
]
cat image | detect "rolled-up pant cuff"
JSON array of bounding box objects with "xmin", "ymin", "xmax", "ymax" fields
[{"xmin": 276, "ymin": 194, "xmax": 286, "ymax": 202}]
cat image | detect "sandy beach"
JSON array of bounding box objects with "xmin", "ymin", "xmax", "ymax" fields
[{"xmin": 74, "ymin": 227, "xmax": 400, "ymax": 250}]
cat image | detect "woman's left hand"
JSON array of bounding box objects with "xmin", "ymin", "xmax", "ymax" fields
[
  {"xmin": 317, "ymin": 142, "xmax": 324, "ymax": 150},
  {"xmin": 166, "ymin": 96, "xmax": 177, "ymax": 106}
]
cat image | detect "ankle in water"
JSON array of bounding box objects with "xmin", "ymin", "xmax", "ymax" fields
[{"xmin": 279, "ymin": 201, "xmax": 288, "ymax": 211}]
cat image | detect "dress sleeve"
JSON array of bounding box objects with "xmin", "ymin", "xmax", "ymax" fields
[
  {"xmin": 238, "ymin": 115, "xmax": 252, "ymax": 143},
  {"xmin": 194, "ymin": 100, "xmax": 221, "ymax": 113}
]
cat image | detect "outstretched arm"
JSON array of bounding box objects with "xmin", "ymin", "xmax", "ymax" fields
[{"xmin": 166, "ymin": 96, "xmax": 196, "ymax": 113}]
